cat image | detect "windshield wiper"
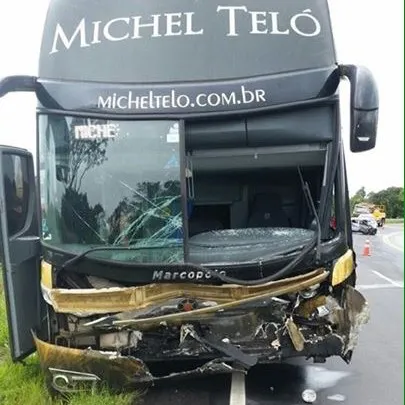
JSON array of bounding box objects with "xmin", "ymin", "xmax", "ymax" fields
[
  {"xmin": 60, "ymin": 244, "xmax": 180, "ymax": 271},
  {"xmin": 298, "ymin": 167, "xmax": 322, "ymax": 262}
]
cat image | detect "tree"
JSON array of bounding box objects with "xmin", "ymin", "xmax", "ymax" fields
[
  {"xmin": 350, "ymin": 187, "xmax": 367, "ymax": 213},
  {"xmin": 67, "ymin": 117, "xmax": 110, "ymax": 190},
  {"xmin": 349, "ymin": 186, "xmax": 404, "ymax": 218},
  {"xmin": 367, "ymin": 187, "xmax": 404, "ymax": 218},
  {"xmin": 51, "ymin": 116, "xmax": 113, "ymax": 244}
]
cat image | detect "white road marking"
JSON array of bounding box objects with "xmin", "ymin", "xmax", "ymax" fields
[
  {"xmin": 372, "ymin": 270, "xmax": 404, "ymax": 287},
  {"xmin": 382, "ymin": 231, "xmax": 404, "ymax": 252},
  {"xmin": 357, "ymin": 283, "xmax": 403, "ymax": 290},
  {"xmin": 229, "ymin": 372, "xmax": 246, "ymax": 405},
  {"xmin": 327, "ymin": 394, "xmax": 346, "ymax": 402}
]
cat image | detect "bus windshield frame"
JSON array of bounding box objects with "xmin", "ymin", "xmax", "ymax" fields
[{"xmin": 37, "ymin": 107, "xmax": 341, "ymax": 269}]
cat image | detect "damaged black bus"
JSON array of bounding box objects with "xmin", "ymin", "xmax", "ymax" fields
[{"xmin": 0, "ymin": 0, "xmax": 378, "ymax": 394}]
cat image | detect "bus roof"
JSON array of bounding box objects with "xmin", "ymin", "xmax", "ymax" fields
[{"xmin": 39, "ymin": 0, "xmax": 336, "ymax": 83}]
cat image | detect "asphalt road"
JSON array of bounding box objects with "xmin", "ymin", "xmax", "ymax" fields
[{"xmin": 138, "ymin": 225, "xmax": 404, "ymax": 405}]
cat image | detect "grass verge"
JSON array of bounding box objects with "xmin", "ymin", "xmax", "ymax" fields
[
  {"xmin": 0, "ymin": 281, "xmax": 137, "ymax": 405},
  {"xmin": 386, "ymin": 218, "xmax": 404, "ymax": 224}
]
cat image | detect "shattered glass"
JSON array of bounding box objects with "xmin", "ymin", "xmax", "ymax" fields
[
  {"xmin": 39, "ymin": 115, "xmax": 184, "ymax": 263},
  {"xmin": 189, "ymin": 228, "xmax": 315, "ymax": 264}
]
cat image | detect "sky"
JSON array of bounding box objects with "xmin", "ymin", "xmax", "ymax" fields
[{"xmin": 0, "ymin": 0, "xmax": 403, "ymax": 196}]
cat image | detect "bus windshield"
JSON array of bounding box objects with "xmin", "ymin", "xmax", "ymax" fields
[
  {"xmin": 38, "ymin": 114, "xmax": 327, "ymax": 266},
  {"xmin": 38, "ymin": 114, "xmax": 184, "ymax": 263}
]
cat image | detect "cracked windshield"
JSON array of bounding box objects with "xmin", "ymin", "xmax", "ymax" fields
[{"xmin": 38, "ymin": 115, "xmax": 184, "ymax": 263}]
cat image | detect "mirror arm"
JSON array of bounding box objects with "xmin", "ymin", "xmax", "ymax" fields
[
  {"xmin": 0, "ymin": 75, "xmax": 37, "ymax": 98},
  {"xmin": 338, "ymin": 64, "xmax": 379, "ymax": 111},
  {"xmin": 338, "ymin": 64, "xmax": 356, "ymax": 110}
]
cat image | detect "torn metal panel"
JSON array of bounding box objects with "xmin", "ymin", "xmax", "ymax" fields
[
  {"xmin": 106, "ymin": 275, "xmax": 327, "ymax": 328},
  {"xmin": 46, "ymin": 268, "xmax": 328, "ymax": 316},
  {"xmin": 33, "ymin": 333, "xmax": 153, "ymax": 391},
  {"xmin": 290, "ymin": 285, "xmax": 369, "ymax": 359},
  {"xmin": 285, "ymin": 317, "xmax": 305, "ymax": 352},
  {"xmin": 33, "ymin": 257, "xmax": 370, "ymax": 396},
  {"xmin": 32, "ymin": 285, "xmax": 370, "ymax": 395},
  {"xmin": 342, "ymin": 285, "xmax": 370, "ymax": 356},
  {"xmin": 34, "ymin": 332, "xmax": 242, "ymax": 392},
  {"xmin": 179, "ymin": 324, "xmax": 258, "ymax": 368},
  {"xmin": 57, "ymin": 296, "xmax": 290, "ymax": 354}
]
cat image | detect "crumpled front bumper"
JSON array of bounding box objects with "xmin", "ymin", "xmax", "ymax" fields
[
  {"xmin": 33, "ymin": 329, "xmax": 345, "ymax": 393},
  {"xmin": 34, "ymin": 276, "xmax": 370, "ymax": 394},
  {"xmin": 34, "ymin": 333, "xmax": 249, "ymax": 393}
]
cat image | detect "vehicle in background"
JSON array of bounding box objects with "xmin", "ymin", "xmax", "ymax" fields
[
  {"xmin": 351, "ymin": 216, "xmax": 378, "ymax": 235},
  {"xmin": 353, "ymin": 203, "xmax": 386, "ymax": 227}
]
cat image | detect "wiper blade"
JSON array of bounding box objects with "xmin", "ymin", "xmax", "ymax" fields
[
  {"xmin": 298, "ymin": 167, "xmax": 322, "ymax": 262},
  {"xmin": 60, "ymin": 244, "xmax": 179, "ymax": 270}
]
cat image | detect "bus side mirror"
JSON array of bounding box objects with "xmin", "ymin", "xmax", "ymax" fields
[
  {"xmin": 0, "ymin": 76, "xmax": 37, "ymax": 98},
  {"xmin": 339, "ymin": 65, "xmax": 379, "ymax": 153}
]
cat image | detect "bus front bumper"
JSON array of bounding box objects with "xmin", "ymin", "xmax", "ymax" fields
[{"xmin": 34, "ymin": 272, "xmax": 369, "ymax": 394}]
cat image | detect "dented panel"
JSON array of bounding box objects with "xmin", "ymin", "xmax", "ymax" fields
[
  {"xmin": 34, "ymin": 258, "xmax": 370, "ymax": 394},
  {"xmin": 45, "ymin": 268, "xmax": 328, "ymax": 316},
  {"xmin": 34, "ymin": 333, "xmax": 153, "ymax": 391},
  {"xmin": 342, "ymin": 285, "xmax": 370, "ymax": 356}
]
